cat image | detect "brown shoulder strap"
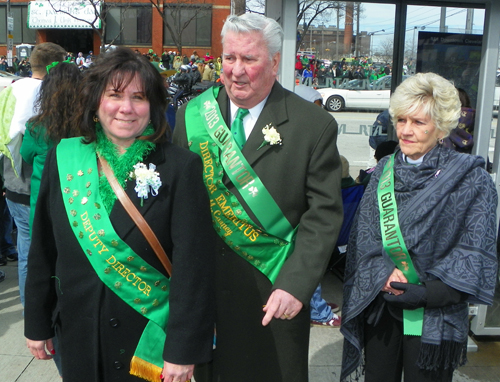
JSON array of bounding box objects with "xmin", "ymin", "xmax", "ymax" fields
[{"xmin": 99, "ymin": 156, "xmax": 172, "ymax": 277}]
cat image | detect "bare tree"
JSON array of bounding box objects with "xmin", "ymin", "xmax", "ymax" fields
[
  {"xmin": 375, "ymin": 38, "xmax": 394, "ymax": 64},
  {"xmin": 247, "ymin": 0, "xmax": 345, "ymax": 55},
  {"xmin": 148, "ymin": 0, "xmax": 209, "ymax": 55},
  {"xmin": 47, "ymin": 0, "xmax": 123, "ymax": 53}
]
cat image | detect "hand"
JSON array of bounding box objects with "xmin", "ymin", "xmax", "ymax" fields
[
  {"xmin": 381, "ymin": 268, "xmax": 407, "ymax": 295},
  {"xmin": 383, "ymin": 282, "xmax": 427, "ymax": 310},
  {"xmin": 262, "ymin": 289, "xmax": 303, "ymax": 326},
  {"xmin": 161, "ymin": 361, "xmax": 194, "ymax": 382},
  {"xmin": 26, "ymin": 338, "xmax": 55, "ymax": 360}
]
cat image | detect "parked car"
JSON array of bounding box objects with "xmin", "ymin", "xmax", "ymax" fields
[
  {"xmin": 0, "ymin": 70, "xmax": 22, "ymax": 92},
  {"xmin": 319, "ymin": 75, "xmax": 409, "ymax": 112}
]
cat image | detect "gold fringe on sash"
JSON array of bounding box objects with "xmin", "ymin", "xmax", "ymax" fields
[{"xmin": 130, "ymin": 356, "xmax": 163, "ymax": 382}]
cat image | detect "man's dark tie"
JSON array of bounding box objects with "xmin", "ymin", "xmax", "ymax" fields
[{"xmin": 232, "ymin": 108, "xmax": 250, "ymax": 149}]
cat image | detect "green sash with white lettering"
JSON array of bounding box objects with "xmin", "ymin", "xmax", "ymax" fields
[
  {"xmin": 378, "ymin": 153, "xmax": 424, "ymax": 336},
  {"xmin": 56, "ymin": 138, "xmax": 169, "ymax": 382},
  {"xmin": 185, "ymin": 87, "xmax": 297, "ymax": 283}
]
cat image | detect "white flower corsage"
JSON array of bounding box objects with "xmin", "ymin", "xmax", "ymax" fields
[
  {"xmin": 130, "ymin": 162, "xmax": 162, "ymax": 206},
  {"xmin": 258, "ymin": 124, "xmax": 282, "ymax": 150}
]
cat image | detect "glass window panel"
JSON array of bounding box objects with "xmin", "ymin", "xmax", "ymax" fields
[
  {"xmin": 137, "ymin": 8, "xmax": 152, "ymax": 44},
  {"xmin": 22, "ymin": 7, "xmax": 35, "ymax": 43},
  {"xmin": 122, "ymin": 8, "xmax": 138, "ymax": 45},
  {"xmin": 0, "ymin": 8, "xmax": 6, "ymax": 43},
  {"xmin": 12, "ymin": 7, "xmax": 23, "ymax": 44},
  {"xmin": 196, "ymin": 9, "xmax": 211, "ymax": 46},
  {"xmin": 164, "ymin": 13, "xmax": 176, "ymax": 46},
  {"xmin": 181, "ymin": 9, "xmax": 196, "ymax": 46},
  {"xmin": 105, "ymin": 8, "xmax": 121, "ymax": 44}
]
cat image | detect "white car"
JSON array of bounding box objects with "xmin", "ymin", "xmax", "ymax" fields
[
  {"xmin": 0, "ymin": 70, "xmax": 22, "ymax": 92},
  {"xmin": 318, "ymin": 75, "xmax": 408, "ymax": 112}
]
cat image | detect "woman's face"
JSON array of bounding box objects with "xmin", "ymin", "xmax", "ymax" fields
[
  {"xmin": 97, "ymin": 74, "xmax": 150, "ymax": 150},
  {"xmin": 396, "ymin": 107, "xmax": 443, "ymax": 160}
]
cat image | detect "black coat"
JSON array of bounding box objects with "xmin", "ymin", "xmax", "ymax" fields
[
  {"xmin": 174, "ymin": 82, "xmax": 343, "ymax": 382},
  {"xmin": 24, "ymin": 141, "xmax": 215, "ymax": 381}
]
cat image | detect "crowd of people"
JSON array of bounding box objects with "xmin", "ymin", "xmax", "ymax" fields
[
  {"xmin": 295, "ymin": 54, "xmax": 414, "ymax": 88},
  {"xmin": 0, "ymin": 12, "xmax": 497, "ymax": 382}
]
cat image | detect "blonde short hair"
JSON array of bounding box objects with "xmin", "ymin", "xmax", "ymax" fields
[{"xmin": 389, "ymin": 72, "xmax": 461, "ymax": 138}]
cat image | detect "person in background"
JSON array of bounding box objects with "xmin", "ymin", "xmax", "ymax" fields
[
  {"xmin": 356, "ymin": 140, "xmax": 399, "ymax": 186},
  {"xmin": 341, "ymin": 72, "xmax": 498, "ymax": 382},
  {"xmin": 0, "ymin": 42, "xmax": 66, "ymax": 375},
  {"xmin": 441, "ymin": 88, "xmax": 475, "ymax": 154},
  {"xmin": 21, "ymin": 61, "xmax": 82, "ymax": 232},
  {"xmin": 174, "ymin": 13, "xmax": 343, "ymax": 382},
  {"xmin": 302, "ymin": 64, "xmax": 313, "ymax": 86},
  {"xmin": 0, "ymin": 176, "xmax": 18, "ymax": 267},
  {"xmin": 294, "ymin": 85, "xmax": 342, "ymax": 328},
  {"xmin": 0, "ymin": 56, "xmax": 7, "ymax": 71},
  {"xmin": 24, "ymin": 47, "xmax": 215, "ymax": 382},
  {"xmin": 214, "ymin": 56, "xmax": 222, "ymax": 80},
  {"xmin": 75, "ymin": 52, "xmax": 85, "ymax": 67},
  {"xmin": 202, "ymin": 62, "xmax": 215, "ymax": 82},
  {"xmin": 0, "ymin": 42, "xmax": 66, "ymax": 309},
  {"xmin": 19, "ymin": 58, "xmax": 31, "ymax": 77},
  {"xmin": 161, "ymin": 51, "xmax": 171, "ymax": 70}
]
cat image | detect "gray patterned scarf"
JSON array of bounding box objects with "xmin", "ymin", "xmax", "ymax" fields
[{"xmin": 340, "ymin": 145, "xmax": 498, "ymax": 381}]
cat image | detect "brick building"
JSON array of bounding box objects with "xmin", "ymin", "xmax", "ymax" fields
[{"xmin": 0, "ymin": 0, "xmax": 230, "ymax": 58}]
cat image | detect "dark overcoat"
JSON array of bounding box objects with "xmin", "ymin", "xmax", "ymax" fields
[
  {"xmin": 174, "ymin": 82, "xmax": 344, "ymax": 382},
  {"xmin": 24, "ymin": 141, "xmax": 215, "ymax": 382}
]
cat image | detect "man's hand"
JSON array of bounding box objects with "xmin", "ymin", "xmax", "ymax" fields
[
  {"xmin": 26, "ymin": 338, "xmax": 55, "ymax": 360},
  {"xmin": 262, "ymin": 289, "xmax": 303, "ymax": 326},
  {"xmin": 161, "ymin": 361, "xmax": 194, "ymax": 382}
]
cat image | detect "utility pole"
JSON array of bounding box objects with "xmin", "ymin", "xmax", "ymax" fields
[{"xmin": 7, "ymin": 0, "xmax": 14, "ymax": 67}]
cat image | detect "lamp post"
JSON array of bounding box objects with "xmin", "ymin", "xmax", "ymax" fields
[
  {"xmin": 368, "ymin": 29, "xmax": 385, "ymax": 58},
  {"xmin": 6, "ymin": 0, "xmax": 13, "ymax": 67}
]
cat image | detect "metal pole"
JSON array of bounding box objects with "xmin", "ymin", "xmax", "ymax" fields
[
  {"xmin": 466, "ymin": 9, "xmax": 474, "ymax": 34},
  {"xmin": 336, "ymin": 10, "xmax": 339, "ymax": 59},
  {"xmin": 6, "ymin": 0, "xmax": 13, "ymax": 67},
  {"xmin": 440, "ymin": 7, "xmax": 446, "ymax": 33}
]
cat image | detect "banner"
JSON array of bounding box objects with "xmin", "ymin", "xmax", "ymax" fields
[{"xmin": 28, "ymin": 1, "xmax": 102, "ymax": 29}]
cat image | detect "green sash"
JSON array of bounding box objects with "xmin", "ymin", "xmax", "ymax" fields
[
  {"xmin": 185, "ymin": 87, "xmax": 297, "ymax": 283},
  {"xmin": 56, "ymin": 138, "xmax": 169, "ymax": 382},
  {"xmin": 377, "ymin": 153, "xmax": 423, "ymax": 336}
]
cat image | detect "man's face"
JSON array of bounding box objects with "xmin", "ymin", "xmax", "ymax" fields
[{"xmin": 221, "ymin": 30, "xmax": 280, "ymax": 109}]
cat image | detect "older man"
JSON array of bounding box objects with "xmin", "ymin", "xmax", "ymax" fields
[{"xmin": 174, "ymin": 14, "xmax": 343, "ymax": 382}]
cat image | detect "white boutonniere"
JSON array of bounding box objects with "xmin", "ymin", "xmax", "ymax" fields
[
  {"xmin": 258, "ymin": 124, "xmax": 282, "ymax": 150},
  {"xmin": 130, "ymin": 162, "xmax": 162, "ymax": 206}
]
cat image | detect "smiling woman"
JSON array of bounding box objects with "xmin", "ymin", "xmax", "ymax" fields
[{"xmin": 24, "ymin": 47, "xmax": 216, "ymax": 382}]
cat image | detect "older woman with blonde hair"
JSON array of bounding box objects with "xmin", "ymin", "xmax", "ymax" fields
[{"xmin": 341, "ymin": 72, "xmax": 498, "ymax": 382}]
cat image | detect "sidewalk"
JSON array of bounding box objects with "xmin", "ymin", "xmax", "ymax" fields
[{"xmin": 1, "ymin": 261, "xmax": 499, "ymax": 381}]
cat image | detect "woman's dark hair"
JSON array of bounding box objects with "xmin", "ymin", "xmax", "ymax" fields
[
  {"xmin": 28, "ymin": 62, "xmax": 82, "ymax": 144},
  {"xmin": 456, "ymin": 88, "xmax": 472, "ymax": 108},
  {"xmin": 76, "ymin": 47, "xmax": 169, "ymax": 143}
]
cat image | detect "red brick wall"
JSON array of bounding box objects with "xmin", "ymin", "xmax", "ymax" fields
[{"xmin": 1, "ymin": 0, "xmax": 231, "ymax": 58}]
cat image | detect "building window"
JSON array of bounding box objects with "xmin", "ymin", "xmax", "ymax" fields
[
  {"xmin": 163, "ymin": 6, "xmax": 211, "ymax": 47},
  {"xmin": 0, "ymin": 6, "xmax": 36, "ymax": 45},
  {"xmin": 105, "ymin": 6, "xmax": 152, "ymax": 45}
]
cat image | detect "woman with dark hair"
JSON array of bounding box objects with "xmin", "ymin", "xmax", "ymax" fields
[
  {"xmin": 21, "ymin": 61, "xmax": 82, "ymax": 231},
  {"xmin": 24, "ymin": 47, "xmax": 215, "ymax": 382}
]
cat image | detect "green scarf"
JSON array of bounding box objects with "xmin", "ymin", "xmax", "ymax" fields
[{"xmin": 95, "ymin": 123, "xmax": 155, "ymax": 213}]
